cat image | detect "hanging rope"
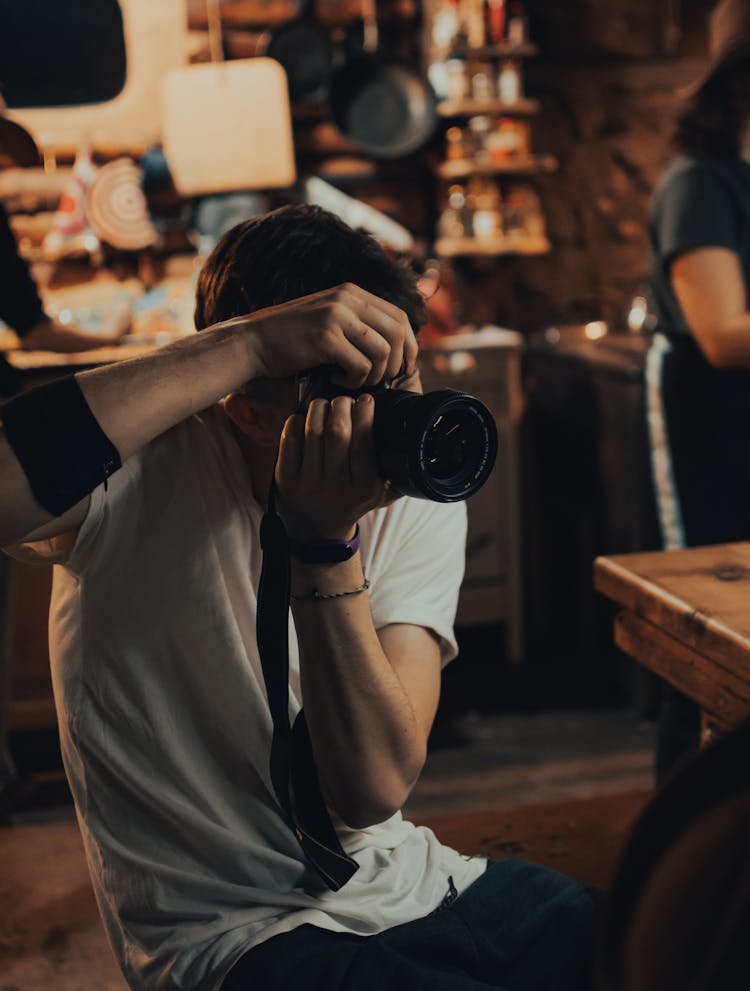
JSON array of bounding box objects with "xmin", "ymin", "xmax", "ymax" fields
[{"xmin": 205, "ymin": 0, "xmax": 224, "ymax": 63}]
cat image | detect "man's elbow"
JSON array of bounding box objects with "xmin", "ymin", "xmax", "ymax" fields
[
  {"xmin": 338, "ymin": 799, "xmax": 401, "ymax": 831},
  {"xmin": 333, "ymin": 755, "xmax": 426, "ymax": 829},
  {"xmin": 700, "ymin": 337, "xmax": 735, "ymax": 368},
  {"xmin": 18, "ymin": 318, "xmax": 54, "ymax": 351},
  {"xmin": 694, "ymin": 323, "xmax": 748, "ymax": 368}
]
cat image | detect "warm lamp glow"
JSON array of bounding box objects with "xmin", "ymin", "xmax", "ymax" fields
[
  {"xmin": 628, "ymin": 296, "xmax": 648, "ymax": 332},
  {"xmin": 584, "ymin": 321, "xmax": 607, "ymax": 340}
]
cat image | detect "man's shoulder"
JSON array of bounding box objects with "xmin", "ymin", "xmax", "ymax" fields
[
  {"xmin": 363, "ymin": 496, "xmax": 466, "ymax": 553},
  {"xmin": 654, "ymin": 155, "xmax": 747, "ymax": 207},
  {"xmin": 372, "ymin": 493, "xmax": 466, "ymax": 527},
  {"xmin": 139, "ymin": 405, "xmax": 231, "ymax": 476}
]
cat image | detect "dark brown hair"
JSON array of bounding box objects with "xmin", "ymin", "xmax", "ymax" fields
[
  {"xmin": 674, "ymin": 56, "xmax": 750, "ymax": 158},
  {"xmin": 194, "ymin": 204, "xmax": 425, "ymax": 333}
]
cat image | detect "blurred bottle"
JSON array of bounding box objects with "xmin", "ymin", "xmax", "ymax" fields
[
  {"xmin": 431, "ymin": 0, "xmax": 461, "ymax": 55},
  {"xmin": 485, "ymin": 0, "xmax": 506, "ymax": 44},
  {"xmin": 438, "ymin": 183, "xmax": 470, "ymax": 238},
  {"xmin": 504, "ymin": 182, "xmax": 545, "ymax": 240},
  {"xmin": 469, "ymin": 115, "xmax": 492, "ymax": 163},
  {"xmin": 506, "ymin": 0, "xmax": 528, "ymax": 45},
  {"xmin": 446, "ymin": 58, "xmax": 468, "ymax": 100},
  {"xmin": 464, "ymin": 0, "xmax": 486, "ymax": 48},
  {"xmin": 445, "ymin": 126, "xmax": 466, "ymax": 160},
  {"xmin": 497, "ymin": 59, "xmax": 522, "ymax": 103},
  {"xmin": 471, "ymin": 65, "xmax": 494, "ymax": 102},
  {"xmin": 471, "ymin": 177, "xmax": 502, "ymax": 239},
  {"xmin": 486, "ymin": 117, "xmax": 529, "ymax": 161}
]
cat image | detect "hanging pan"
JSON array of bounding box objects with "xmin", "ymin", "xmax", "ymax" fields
[
  {"xmin": 329, "ymin": 0, "xmax": 437, "ymax": 159},
  {"xmin": 265, "ymin": 0, "xmax": 334, "ymax": 102}
]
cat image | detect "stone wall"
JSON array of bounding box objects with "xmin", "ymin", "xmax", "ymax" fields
[{"xmin": 452, "ymin": 0, "xmax": 713, "ymax": 333}]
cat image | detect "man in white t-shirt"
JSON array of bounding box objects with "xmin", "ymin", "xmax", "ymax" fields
[{"xmin": 0, "ymin": 205, "xmax": 597, "ymax": 991}]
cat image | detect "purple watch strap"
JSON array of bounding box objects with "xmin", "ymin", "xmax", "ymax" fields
[{"xmin": 289, "ymin": 524, "xmax": 360, "ymax": 564}]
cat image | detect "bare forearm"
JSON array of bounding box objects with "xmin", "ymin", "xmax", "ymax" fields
[
  {"xmin": 671, "ymin": 250, "xmax": 750, "ymax": 367},
  {"xmin": 292, "ymin": 558, "xmax": 426, "ymax": 828},
  {"xmin": 76, "ymin": 319, "xmax": 257, "ymax": 462},
  {"xmin": 1, "ymin": 282, "xmax": 416, "ymax": 542},
  {"xmin": 0, "ymin": 317, "xmax": 259, "ymax": 543},
  {"xmin": 700, "ymin": 312, "xmax": 750, "ymax": 367},
  {"xmin": 20, "ymin": 320, "xmax": 125, "ymax": 353}
]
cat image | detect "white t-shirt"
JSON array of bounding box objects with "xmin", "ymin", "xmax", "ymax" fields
[{"xmin": 25, "ymin": 407, "xmax": 486, "ymax": 991}]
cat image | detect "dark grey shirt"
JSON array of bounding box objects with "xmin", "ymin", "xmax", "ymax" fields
[{"xmin": 648, "ymin": 155, "xmax": 750, "ymax": 337}]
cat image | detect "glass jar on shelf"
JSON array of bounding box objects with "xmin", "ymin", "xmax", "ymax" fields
[
  {"xmin": 445, "ymin": 126, "xmax": 467, "ymax": 161},
  {"xmin": 438, "ymin": 183, "xmax": 471, "ymax": 239},
  {"xmin": 470, "ymin": 63, "xmax": 495, "ymax": 102},
  {"xmin": 486, "ymin": 117, "xmax": 529, "ymax": 161},
  {"xmin": 468, "ymin": 115, "xmax": 492, "ymax": 163},
  {"xmin": 497, "ymin": 59, "xmax": 522, "ymax": 103},
  {"xmin": 469, "ymin": 177, "xmax": 502, "ymax": 239},
  {"xmin": 445, "ymin": 58, "xmax": 468, "ymax": 101},
  {"xmin": 506, "ymin": 0, "xmax": 528, "ymax": 45},
  {"xmin": 431, "ymin": 0, "xmax": 461, "ymax": 56},
  {"xmin": 504, "ymin": 182, "xmax": 545, "ymax": 240},
  {"xmin": 502, "ymin": 184, "xmax": 525, "ymax": 238},
  {"xmin": 464, "ymin": 0, "xmax": 486, "ymax": 48}
]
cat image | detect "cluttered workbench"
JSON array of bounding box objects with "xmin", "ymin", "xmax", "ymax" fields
[{"xmin": 0, "ymin": 261, "xmax": 197, "ymax": 383}]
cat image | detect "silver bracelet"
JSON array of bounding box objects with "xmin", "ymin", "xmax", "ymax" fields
[{"xmin": 290, "ymin": 579, "xmax": 370, "ymax": 603}]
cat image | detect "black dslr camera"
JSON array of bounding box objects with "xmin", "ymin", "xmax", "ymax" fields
[{"xmin": 298, "ymin": 369, "xmax": 498, "ymax": 503}]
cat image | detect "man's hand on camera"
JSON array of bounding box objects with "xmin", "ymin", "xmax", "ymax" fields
[
  {"xmin": 243, "ymin": 283, "xmax": 418, "ymax": 389},
  {"xmin": 276, "ymin": 393, "xmax": 389, "ymax": 542}
]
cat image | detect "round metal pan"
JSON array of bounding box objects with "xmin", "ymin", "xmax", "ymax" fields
[
  {"xmin": 265, "ymin": 0, "xmax": 334, "ymax": 102},
  {"xmin": 329, "ymin": 0, "xmax": 437, "ymax": 159}
]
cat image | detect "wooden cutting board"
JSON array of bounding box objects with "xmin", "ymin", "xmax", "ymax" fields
[{"xmin": 160, "ymin": 57, "xmax": 296, "ymax": 195}]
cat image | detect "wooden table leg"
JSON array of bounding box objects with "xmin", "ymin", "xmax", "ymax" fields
[{"xmin": 700, "ymin": 711, "xmax": 721, "ymax": 747}]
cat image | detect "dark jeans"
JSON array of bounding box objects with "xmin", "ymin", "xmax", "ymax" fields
[{"xmin": 223, "ymin": 859, "xmax": 600, "ymax": 991}]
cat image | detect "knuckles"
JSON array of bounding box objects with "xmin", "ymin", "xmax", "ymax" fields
[{"xmin": 327, "ymin": 421, "xmax": 352, "ymax": 444}]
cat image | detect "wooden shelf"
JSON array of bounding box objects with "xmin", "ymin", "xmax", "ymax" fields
[
  {"xmin": 435, "ymin": 236, "xmax": 551, "ymax": 257},
  {"xmin": 436, "ymin": 42, "xmax": 539, "ymax": 59},
  {"xmin": 438, "ymin": 97, "xmax": 540, "ymax": 118},
  {"xmin": 436, "ymin": 155, "xmax": 558, "ymax": 180}
]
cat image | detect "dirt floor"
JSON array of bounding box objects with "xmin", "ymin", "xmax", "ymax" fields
[
  {"xmin": 0, "ymin": 707, "xmax": 655, "ymax": 990},
  {"xmin": 0, "ymin": 817, "xmax": 125, "ymax": 991}
]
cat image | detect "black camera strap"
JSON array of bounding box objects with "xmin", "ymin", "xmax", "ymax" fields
[{"xmin": 257, "ymin": 481, "xmax": 359, "ymax": 891}]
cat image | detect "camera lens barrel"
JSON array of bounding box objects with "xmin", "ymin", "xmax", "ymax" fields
[{"xmin": 373, "ymin": 388, "xmax": 498, "ymax": 502}]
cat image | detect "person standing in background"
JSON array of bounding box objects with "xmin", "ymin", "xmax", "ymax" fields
[
  {"xmin": 0, "ymin": 111, "xmax": 129, "ymax": 818},
  {"xmin": 646, "ymin": 0, "xmax": 750, "ymax": 776},
  {"xmin": 0, "ymin": 199, "xmax": 132, "ymax": 353}
]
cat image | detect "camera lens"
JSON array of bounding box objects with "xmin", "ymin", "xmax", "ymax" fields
[
  {"xmin": 373, "ymin": 389, "xmax": 497, "ymax": 502},
  {"xmin": 424, "ymin": 409, "xmax": 482, "ymax": 481}
]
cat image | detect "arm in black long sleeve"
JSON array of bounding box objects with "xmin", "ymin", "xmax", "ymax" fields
[
  {"xmin": 0, "ymin": 201, "xmax": 45, "ymax": 336},
  {"xmin": 0, "ymin": 203, "xmax": 130, "ymax": 351}
]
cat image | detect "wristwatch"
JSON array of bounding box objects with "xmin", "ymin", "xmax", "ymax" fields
[{"xmin": 289, "ymin": 524, "xmax": 360, "ymax": 564}]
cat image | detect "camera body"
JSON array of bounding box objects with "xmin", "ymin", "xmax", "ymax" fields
[{"xmin": 300, "ymin": 370, "xmax": 498, "ymax": 502}]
